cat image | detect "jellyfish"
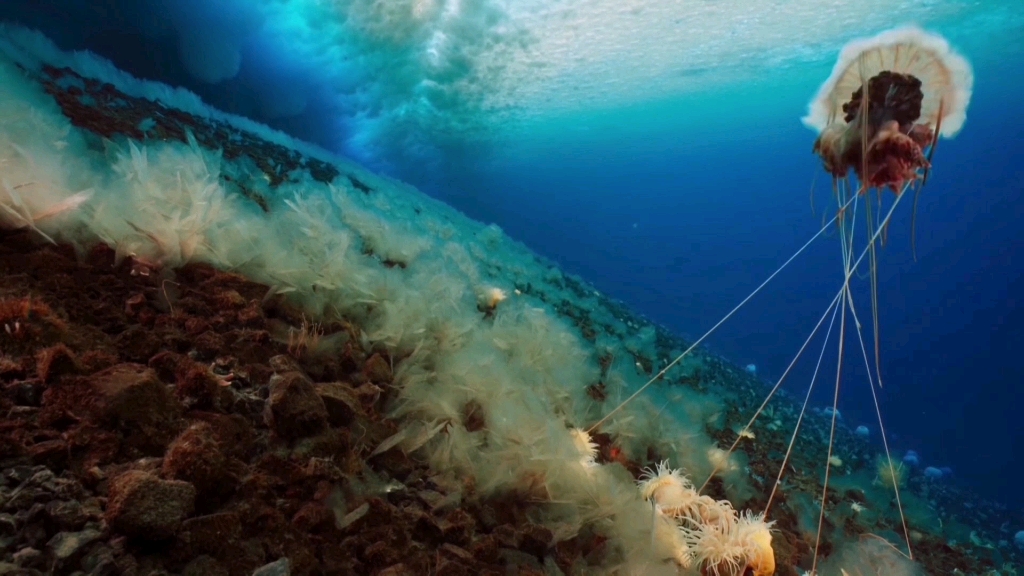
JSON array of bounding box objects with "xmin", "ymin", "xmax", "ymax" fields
[
  {"xmin": 795, "ymin": 26, "xmax": 974, "ymax": 571},
  {"xmin": 800, "ymin": 28, "xmax": 974, "ymax": 328},
  {"xmin": 803, "ymin": 26, "xmax": 973, "ymax": 195}
]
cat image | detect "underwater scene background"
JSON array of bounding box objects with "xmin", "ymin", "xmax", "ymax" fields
[{"xmin": 0, "ymin": 1, "xmax": 1022, "ymax": 575}]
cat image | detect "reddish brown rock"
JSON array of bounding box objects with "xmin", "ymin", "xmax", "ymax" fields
[
  {"xmin": 175, "ymin": 511, "xmax": 242, "ymax": 559},
  {"xmin": 148, "ymin": 350, "xmax": 190, "ymax": 382},
  {"xmin": 188, "ymin": 411, "xmax": 257, "ymax": 461},
  {"xmin": 162, "ymin": 422, "xmax": 235, "ymax": 504},
  {"xmin": 263, "ymin": 372, "xmax": 328, "ymax": 441},
  {"xmin": 42, "ymin": 363, "xmax": 182, "ymax": 455},
  {"xmin": 363, "ymin": 352, "xmax": 392, "ymax": 385},
  {"xmin": 214, "ymin": 289, "xmax": 247, "ymax": 309},
  {"xmin": 174, "ymin": 363, "xmax": 228, "ymax": 411},
  {"xmin": 313, "ymin": 382, "xmax": 360, "ymax": 426},
  {"xmin": 106, "ymin": 470, "xmax": 196, "ymax": 540},
  {"xmin": 35, "ymin": 343, "xmax": 78, "ymax": 384},
  {"xmin": 519, "ymin": 524, "xmax": 553, "ymax": 559}
]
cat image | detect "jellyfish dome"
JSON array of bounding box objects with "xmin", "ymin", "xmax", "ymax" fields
[{"xmin": 803, "ymin": 26, "xmax": 974, "ymax": 192}]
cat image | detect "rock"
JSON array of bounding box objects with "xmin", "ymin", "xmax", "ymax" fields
[
  {"xmin": 252, "ymin": 557, "xmax": 291, "ymax": 576},
  {"xmin": 498, "ymin": 548, "xmax": 543, "ymax": 571},
  {"xmin": 183, "ymin": 555, "xmax": 229, "ymax": 576},
  {"xmin": 0, "ymin": 514, "xmax": 15, "ymax": 535},
  {"xmin": 147, "ymin": 350, "xmax": 189, "ymax": 383},
  {"xmin": 363, "ymin": 353, "xmax": 392, "ymax": 384},
  {"xmin": 440, "ymin": 509, "xmax": 475, "ymax": 546},
  {"xmin": 105, "ymin": 470, "xmax": 195, "ymax": 540},
  {"xmin": 492, "ymin": 524, "xmax": 518, "ymax": 549},
  {"xmin": 12, "ymin": 546, "xmax": 41, "ymax": 567},
  {"xmin": 114, "ymin": 325, "xmax": 163, "ymax": 363},
  {"xmin": 214, "ymin": 289, "xmax": 246, "ymax": 309},
  {"xmin": 3, "ymin": 466, "xmax": 40, "ymax": 485},
  {"xmin": 188, "ymin": 411, "xmax": 257, "ymax": 461},
  {"xmin": 268, "ymin": 354, "xmax": 301, "ymax": 374},
  {"xmin": 412, "ymin": 510, "xmax": 442, "ymax": 545},
  {"xmin": 176, "ymin": 512, "xmax": 241, "ymax": 558},
  {"xmin": 12, "ymin": 381, "xmax": 43, "ymax": 407},
  {"xmin": 291, "ymin": 428, "xmax": 349, "ymax": 460},
  {"xmin": 313, "ymin": 382, "xmax": 360, "ymax": 426},
  {"xmin": 43, "ymin": 363, "xmax": 182, "ymax": 454},
  {"xmin": 519, "ymin": 524, "xmax": 554, "ymax": 558},
  {"xmin": 174, "ymin": 364, "xmax": 225, "ymax": 410},
  {"xmin": 27, "ymin": 439, "xmax": 67, "ymax": 468},
  {"xmin": 468, "ymin": 534, "xmax": 501, "ymax": 565},
  {"xmin": 45, "ymin": 499, "xmax": 89, "ymax": 531},
  {"xmin": 192, "ymin": 330, "xmax": 225, "ymax": 361},
  {"xmin": 291, "ymin": 502, "xmax": 334, "ymax": 533},
  {"xmin": 162, "ymin": 422, "xmax": 232, "ymax": 501},
  {"xmin": 46, "ymin": 527, "xmax": 101, "ymax": 562},
  {"xmin": 376, "ymin": 565, "xmax": 415, "ymax": 576},
  {"xmin": 80, "ymin": 542, "xmax": 118, "ymax": 575},
  {"xmin": 263, "ymin": 372, "xmax": 328, "ymax": 441},
  {"xmin": 0, "ymin": 562, "xmax": 19, "ymax": 575},
  {"xmin": 236, "ymin": 301, "xmax": 265, "ymax": 328},
  {"xmin": 363, "ymin": 540, "xmax": 402, "ymax": 568},
  {"xmin": 35, "ymin": 344, "xmax": 78, "ymax": 384}
]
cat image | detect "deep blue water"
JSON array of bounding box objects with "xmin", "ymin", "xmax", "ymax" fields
[{"xmin": 2, "ymin": 0, "xmax": 1023, "ymax": 516}]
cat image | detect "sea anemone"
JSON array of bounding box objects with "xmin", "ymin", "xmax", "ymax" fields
[
  {"xmin": 637, "ymin": 461, "xmax": 736, "ymax": 527},
  {"xmin": 875, "ymin": 455, "xmax": 907, "ymax": 489},
  {"xmin": 568, "ymin": 426, "xmax": 598, "ymax": 466},
  {"xmin": 680, "ymin": 510, "xmax": 776, "ymax": 576},
  {"xmin": 637, "ymin": 461, "xmax": 695, "ymax": 513}
]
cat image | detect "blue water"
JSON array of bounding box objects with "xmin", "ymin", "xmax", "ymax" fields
[{"xmin": 3, "ymin": 0, "xmax": 1023, "ymax": 515}]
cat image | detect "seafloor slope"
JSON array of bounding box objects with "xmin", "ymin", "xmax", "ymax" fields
[{"xmin": 0, "ymin": 24, "xmax": 1017, "ymax": 576}]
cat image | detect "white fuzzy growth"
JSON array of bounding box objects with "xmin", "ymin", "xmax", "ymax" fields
[{"xmin": 802, "ymin": 25, "xmax": 974, "ymax": 138}]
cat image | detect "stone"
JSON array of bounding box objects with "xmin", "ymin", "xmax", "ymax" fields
[
  {"xmin": 263, "ymin": 372, "xmax": 328, "ymax": 441},
  {"xmin": 252, "ymin": 557, "xmax": 291, "ymax": 576},
  {"xmin": 313, "ymin": 382, "xmax": 360, "ymax": 426},
  {"xmin": 46, "ymin": 527, "xmax": 101, "ymax": 562},
  {"xmin": 105, "ymin": 470, "xmax": 195, "ymax": 540},
  {"xmin": 162, "ymin": 423, "xmax": 232, "ymax": 501},
  {"xmin": 44, "ymin": 363, "xmax": 182, "ymax": 454}
]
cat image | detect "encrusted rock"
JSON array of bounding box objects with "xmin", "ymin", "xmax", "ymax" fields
[
  {"xmin": 43, "ymin": 363, "xmax": 182, "ymax": 454},
  {"xmin": 35, "ymin": 343, "xmax": 78, "ymax": 384},
  {"xmin": 105, "ymin": 470, "xmax": 195, "ymax": 540},
  {"xmin": 313, "ymin": 382, "xmax": 360, "ymax": 426},
  {"xmin": 440, "ymin": 508, "xmax": 475, "ymax": 546},
  {"xmin": 363, "ymin": 353, "xmax": 392, "ymax": 384},
  {"xmin": 519, "ymin": 524, "xmax": 554, "ymax": 558},
  {"xmin": 268, "ymin": 354, "xmax": 301, "ymax": 374},
  {"xmin": 263, "ymin": 372, "xmax": 328, "ymax": 441},
  {"xmin": 162, "ymin": 422, "xmax": 233, "ymax": 502},
  {"xmin": 176, "ymin": 512, "xmax": 242, "ymax": 558}
]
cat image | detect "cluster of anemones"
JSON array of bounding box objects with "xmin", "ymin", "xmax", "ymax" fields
[{"xmin": 637, "ymin": 461, "xmax": 776, "ymax": 576}]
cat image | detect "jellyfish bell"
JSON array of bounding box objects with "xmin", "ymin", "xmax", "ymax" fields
[{"xmin": 803, "ymin": 25, "xmax": 974, "ymax": 194}]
